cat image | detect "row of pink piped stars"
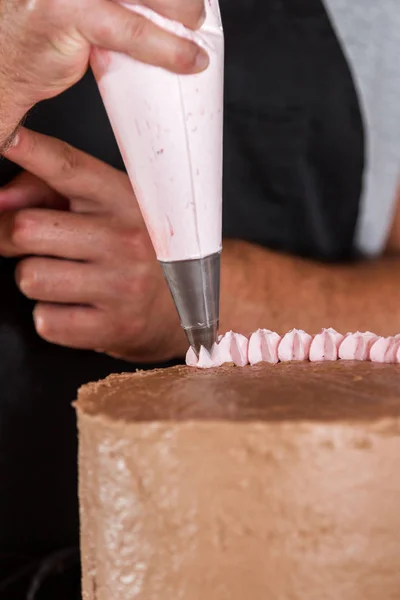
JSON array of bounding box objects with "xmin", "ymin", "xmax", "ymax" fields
[{"xmin": 186, "ymin": 328, "xmax": 400, "ymax": 369}]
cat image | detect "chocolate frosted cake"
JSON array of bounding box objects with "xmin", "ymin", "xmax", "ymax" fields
[{"xmin": 76, "ymin": 361, "xmax": 400, "ymax": 600}]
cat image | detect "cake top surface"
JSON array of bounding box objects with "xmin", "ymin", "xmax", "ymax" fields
[{"xmin": 76, "ymin": 361, "xmax": 400, "ymax": 424}]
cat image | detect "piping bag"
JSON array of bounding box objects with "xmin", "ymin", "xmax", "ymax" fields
[{"xmin": 91, "ymin": 1, "xmax": 224, "ymax": 354}]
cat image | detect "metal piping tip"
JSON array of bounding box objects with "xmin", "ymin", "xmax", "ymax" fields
[
  {"xmin": 185, "ymin": 322, "xmax": 218, "ymax": 356},
  {"xmin": 160, "ymin": 252, "xmax": 220, "ymax": 357}
]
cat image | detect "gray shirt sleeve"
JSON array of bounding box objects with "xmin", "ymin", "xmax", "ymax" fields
[{"xmin": 323, "ymin": 0, "xmax": 400, "ymax": 256}]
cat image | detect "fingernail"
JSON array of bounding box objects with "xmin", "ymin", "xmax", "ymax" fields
[
  {"xmin": 2, "ymin": 132, "xmax": 19, "ymax": 154},
  {"xmin": 10, "ymin": 132, "xmax": 20, "ymax": 148},
  {"xmin": 195, "ymin": 48, "xmax": 209, "ymax": 71}
]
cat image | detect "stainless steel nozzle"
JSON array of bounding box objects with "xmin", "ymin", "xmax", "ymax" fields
[{"xmin": 160, "ymin": 252, "xmax": 220, "ymax": 355}]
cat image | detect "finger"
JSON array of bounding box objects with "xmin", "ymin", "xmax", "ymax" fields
[
  {"xmin": 2, "ymin": 129, "xmax": 142, "ymax": 218},
  {"xmin": 33, "ymin": 303, "xmax": 113, "ymax": 350},
  {"xmin": 15, "ymin": 257, "xmax": 110, "ymax": 305},
  {"xmin": 135, "ymin": 0, "xmax": 206, "ymax": 29},
  {"xmin": 84, "ymin": 0, "xmax": 209, "ymax": 75},
  {"xmin": 3, "ymin": 129, "xmax": 124, "ymax": 203},
  {"xmin": 0, "ymin": 171, "xmax": 68, "ymax": 211},
  {"xmin": 0, "ymin": 208, "xmax": 111, "ymax": 260}
]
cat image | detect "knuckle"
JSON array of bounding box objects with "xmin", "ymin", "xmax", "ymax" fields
[
  {"xmin": 10, "ymin": 210, "xmax": 37, "ymax": 250},
  {"xmin": 60, "ymin": 143, "xmax": 80, "ymax": 177},
  {"xmin": 90, "ymin": 20, "xmax": 113, "ymax": 43},
  {"xmin": 172, "ymin": 41, "xmax": 198, "ymax": 72},
  {"xmin": 125, "ymin": 14, "xmax": 148, "ymax": 43},
  {"xmin": 120, "ymin": 227, "xmax": 153, "ymax": 259},
  {"xmin": 97, "ymin": 224, "xmax": 122, "ymax": 259},
  {"xmin": 128, "ymin": 274, "xmax": 149, "ymax": 299},
  {"xmin": 113, "ymin": 271, "xmax": 144, "ymax": 301}
]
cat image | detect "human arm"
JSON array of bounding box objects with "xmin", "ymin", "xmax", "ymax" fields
[
  {"xmin": 0, "ymin": 0, "xmax": 208, "ymax": 150},
  {"xmin": 220, "ymin": 239, "xmax": 400, "ymax": 338},
  {"xmin": 220, "ymin": 177, "xmax": 400, "ymax": 338}
]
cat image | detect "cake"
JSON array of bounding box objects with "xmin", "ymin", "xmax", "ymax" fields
[{"xmin": 76, "ymin": 360, "xmax": 400, "ymax": 600}]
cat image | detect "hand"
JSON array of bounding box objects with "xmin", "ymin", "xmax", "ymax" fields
[
  {"xmin": 0, "ymin": 0, "xmax": 208, "ymax": 134},
  {"xmin": 0, "ymin": 128, "xmax": 187, "ymax": 363}
]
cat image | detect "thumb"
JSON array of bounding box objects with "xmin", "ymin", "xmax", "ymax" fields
[{"xmin": 0, "ymin": 171, "xmax": 68, "ymax": 211}]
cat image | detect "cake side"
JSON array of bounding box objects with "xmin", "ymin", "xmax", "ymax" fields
[{"xmin": 77, "ymin": 411, "xmax": 400, "ymax": 600}]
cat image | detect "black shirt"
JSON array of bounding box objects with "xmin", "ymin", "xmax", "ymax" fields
[{"xmin": 0, "ymin": 0, "xmax": 364, "ymax": 594}]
